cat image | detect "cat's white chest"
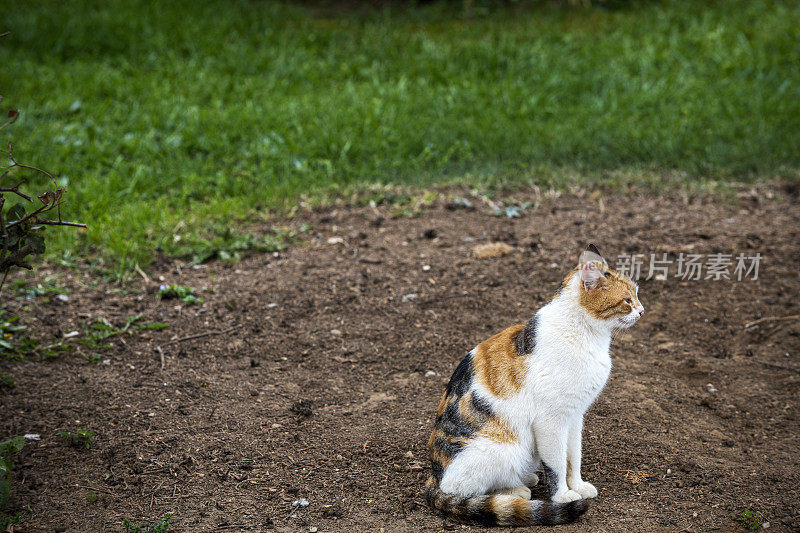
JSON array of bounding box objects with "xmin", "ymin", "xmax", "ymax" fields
[{"xmin": 524, "ymin": 340, "xmax": 612, "ymax": 417}]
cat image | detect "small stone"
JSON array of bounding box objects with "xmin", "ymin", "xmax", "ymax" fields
[
  {"xmin": 666, "ymin": 468, "xmax": 671, "ymax": 474},
  {"xmin": 401, "ymin": 293, "xmax": 417, "ymax": 303},
  {"xmin": 63, "ymin": 330, "xmax": 80, "ymax": 338},
  {"xmin": 56, "ymin": 294, "xmax": 69, "ymax": 302},
  {"xmin": 422, "ymin": 265, "xmax": 431, "ymax": 271},
  {"xmin": 293, "ymin": 499, "xmax": 310, "ymax": 508},
  {"xmin": 692, "ymin": 512, "xmax": 698, "ymax": 518},
  {"xmin": 762, "ymin": 522, "xmax": 770, "ymax": 529},
  {"xmin": 404, "ymin": 451, "xmax": 414, "ymax": 459},
  {"xmin": 330, "ymin": 329, "xmax": 342, "ymax": 336},
  {"xmin": 267, "ymin": 303, "xmax": 278, "ymax": 308},
  {"xmin": 425, "ymin": 370, "xmax": 436, "ymax": 377},
  {"xmin": 310, "ymin": 528, "xmax": 318, "ymax": 533},
  {"xmin": 327, "ymin": 237, "xmax": 344, "ymax": 244},
  {"xmin": 271, "ymin": 423, "xmax": 282, "ymax": 429},
  {"xmin": 706, "ymin": 383, "xmax": 717, "ymax": 393},
  {"xmin": 472, "ymin": 242, "xmax": 514, "ymax": 259}
]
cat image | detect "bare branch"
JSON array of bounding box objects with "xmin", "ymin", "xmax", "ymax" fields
[
  {"xmin": 33, "ymin": 218, "xmax": 87, "ymax": 228},
  {"xmin": 0, "ymin": 110, "xmax": 19, "ymax": 132},
  {"xmin": 0, "ymin": 179, "xmax": 33, "ymax": 202},
  {"xmin": 7, "ymin": 142, "xmax": 59, "ymax": 188}
]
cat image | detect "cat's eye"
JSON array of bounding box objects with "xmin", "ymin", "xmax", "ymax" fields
[
  {"xmin": 624, "ymin": 297, "xmax": 632, "ymax": 304},
  {"xmin": 603, "ymin": 271, "xmax": 612, "ymax": 278}
]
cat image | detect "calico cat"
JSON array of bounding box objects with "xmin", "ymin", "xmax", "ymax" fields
[{"xmin": 425, "ymin": 244, "xmax": 644, "ymax": 526}]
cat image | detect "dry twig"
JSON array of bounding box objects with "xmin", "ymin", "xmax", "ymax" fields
[{"xmin": 744, "ymin": 314, "xmax": 800, "ymax": 329}]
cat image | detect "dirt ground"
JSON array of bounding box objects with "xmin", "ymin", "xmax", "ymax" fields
[{"xmin": 1, "ymin": 186, "xmax": 799, "ymax": 532}]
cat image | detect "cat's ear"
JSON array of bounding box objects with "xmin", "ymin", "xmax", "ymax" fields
[
  {"xmin": 579, "ymin": 243, "xmax": 608, "ymax": 267},
  {"xmin": 580, "ymin": 261, "xmax": 604, "ymax": 291}
]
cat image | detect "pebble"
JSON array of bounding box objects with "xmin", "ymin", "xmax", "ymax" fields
[
  {"xmin": 404, "ymin": 451, "xmax": 414, "ymax": 458},
  {"xmin": 706, "ymin": 383, "xmax": 717, "ymax": 393},
  {"xmin": 267, "ymin": 303, "xmax": 278, "ymax": 308},
  {"xmin": 310, "ymin": 528, "xmax": 318, "ymax": 533},
  {"xmin": 56, "ymin": 294, "xmax": 69, "ymax": 302},
  {"xmin": 330, "ymin": 329, "xmax": 342, "ymax": 336},
  {"xmin": 63, "ymin": 331, "xmax": 80, "ymax": 339},
  {"xmin": 762, "ymin": 522, "xmax": 770, "ymax": 529},
  {"xmin": 327, "ymin": 237, "xmax": 344, "ymax": 244},
  {"xmin": 401, "ymin": 293, "xmax": 417, "ymax": 303},
  {"xmin": 425, "ymin": 370, "xmax": 436, "ymax": 377},
  {"xmin": 293, "ymin": 499, "xmax": 310, "ymax": 508},
  {"xmin": 422, "ymin": 265, "xmax": 431, "ymax": 271},
  {"xmin": 472, "ymin": 242, "xmax": 513, "ymax": 259}
]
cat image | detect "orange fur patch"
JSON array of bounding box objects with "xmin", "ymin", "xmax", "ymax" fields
[
  {"xmin": 573, "ymin": 261, "xmax": 638, "ymax": 320},
  {"xmin": 436, "ymin": 391, "xmax": 448, "ymax": 417},
  {"xmin": 472, "ymin": 325, "xmax": 527, "ymax": 398},
  {"xmin": 478, "ymin": 418, "xmax": 518, "ymax": 445}
]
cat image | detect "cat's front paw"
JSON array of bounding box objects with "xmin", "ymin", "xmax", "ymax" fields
[
  {"xmin": 552, "ymin": 489, "xmax": 582, "ymax": 503},
  {"xmin": 571, "ymin": 481, "xmax": 597, "ymax": 499}
]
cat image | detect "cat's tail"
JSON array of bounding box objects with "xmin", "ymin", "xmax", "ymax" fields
[{"xmin": 423, "ymin": 478, "xmax": 589, "ymax": 526}]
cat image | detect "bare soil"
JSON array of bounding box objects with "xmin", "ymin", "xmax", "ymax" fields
[{"xmin": 2, "ymin": 187, "xmax": 799, "ymax": 532}]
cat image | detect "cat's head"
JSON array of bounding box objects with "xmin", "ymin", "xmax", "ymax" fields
[{"xmin": 572, "ymin": 244, "xmax": 644, "ymax": 329}]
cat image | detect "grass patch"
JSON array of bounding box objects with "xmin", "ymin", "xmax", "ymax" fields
[
  {"xmin": 123, "ymin": 514, "xmax": 172, "ymax": 533},
  {"xmin": 157, "ymin": 284, "xmax": 201, "ymax": 305},
  {"xmin": 1, "ymin": 0, "xmax": 798, "ymax": 273},
  {"xmin": 81, "ymin": 315, "xmax": 168, "ymax": 349},
  {"xmin": 167, "ymin": 224, "xmax": 310, "ymax": 264},
  {"xmin": 0, "ymin": 314, "xmax": 36, "ymax": 360},
  {"xmin": 730, "ymin": 509, "xmax": 765, "ymax": 530},
  {"xmin": 57, "ymin": 429, "xmax": 95, "ymax": 450}
]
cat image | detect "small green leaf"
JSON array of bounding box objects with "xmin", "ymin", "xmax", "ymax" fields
[{"xmin": 6, "ymin": 204, "xmax": 26, "ymax": 222}]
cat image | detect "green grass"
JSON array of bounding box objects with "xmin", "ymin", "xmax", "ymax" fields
[{"xmin": 1, "ymin": 0, "xmax": 798, "ymax": 274}]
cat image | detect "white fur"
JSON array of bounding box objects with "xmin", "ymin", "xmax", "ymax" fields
[{"xmin": 439, "ymin": 272, "xmax": 643, "ymax": 502}]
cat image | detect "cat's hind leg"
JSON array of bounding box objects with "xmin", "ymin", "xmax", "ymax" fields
[
  {"xmin": 522, "ymin": 456, "xmax": 541, "ymax": 488},
  {"xmin": 439, "ymin": 439, "xmax": 528, "ymax": 497}
]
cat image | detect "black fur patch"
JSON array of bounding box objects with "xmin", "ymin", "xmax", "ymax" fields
[
  {"xmin": 515, "ymin": 314, "xmax": 539, "ymax": 355},
  {"xmin": 563, "ymin": 499, "xmax": 589, "ymax": 522},
  {"xmin": 439, "ymin": 400, "xmax": 475, "ymax": 438},
  {"xmin": 445, "ymin": 353, "xmax": 473, "ymax": 397},
  {"xmin": 435, "ymin": 437, "xmax": 464, "ymax": 459},
  {"xmin": 431, "ymin": 461, "xmax": 444, "ymax": 482},
  {"xmin": 470, "ymin": 392, "xmax": 493, "ymax": 417},
  {"xmin": 459, "ymin": 497, "xmax": 496, "ymax": 526},
  {"xmin": 541, "ymin": 461, "xmax": 559, "ymax": 498}
]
